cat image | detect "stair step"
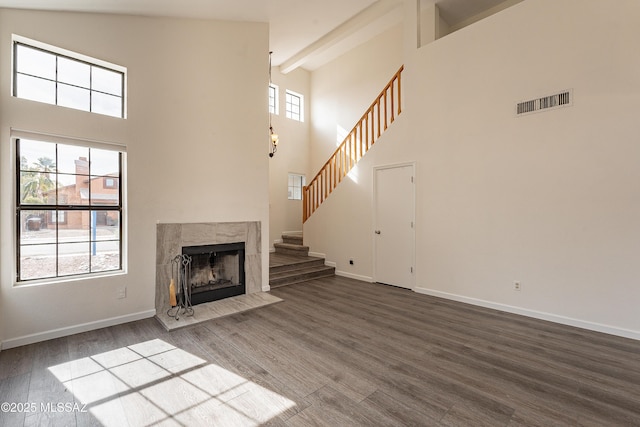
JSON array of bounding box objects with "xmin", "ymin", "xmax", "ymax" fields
[
  {"xmin": 270, "ymin": 256, "xmax": 326, "ymax": 274},
  {"xmin": 269, "ymin": 236, "xmax": 335, "ymax": 287},
  {"xmin": 274, "ymin": 242, "xmax": 309, "ymax": 256},
  {"xmin": 282, "ymin": 234, "xmax": 303, "ymax": 245},
  {"xmin": 269, "ymin": 265, "xmax": 336, "ymax": 288}
]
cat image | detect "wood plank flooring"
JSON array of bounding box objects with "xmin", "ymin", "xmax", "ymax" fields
[{"xmin": 1, "ymin": 275, "xmax": 639, "ymax": 426}]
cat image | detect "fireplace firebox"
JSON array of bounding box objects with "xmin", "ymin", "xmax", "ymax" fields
[{"xmin": 180, "ymin": 242, "xmax": 246, "ymax": 305}]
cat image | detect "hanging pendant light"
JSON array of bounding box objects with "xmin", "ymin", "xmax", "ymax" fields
[{"xmin": 269, "ymin": 125, "xmax": 279, "ymax": 157}]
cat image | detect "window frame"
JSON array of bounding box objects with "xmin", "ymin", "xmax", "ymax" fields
[
  {"xmin": 285, "ymin": 90, "xmax": 304, "ymax": 122},
  {"xmin": 12, "ymin": 35, "xmax": 127, "ymax": 119},
  {"xmin": 288, "ymin": 173, "xmax": 306, "ymax": 200},
  {"xmin": 14, "ymin": 134, "xmax": 126, "ymax": 283},
  {"xmin": 269, "ymin": 84, "xmax": 279, "ymax": 115}
]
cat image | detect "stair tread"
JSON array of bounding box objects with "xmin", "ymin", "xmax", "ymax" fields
[
  {"xmin": 282, "ymin": 234, "xmax": 303, "ymax": 244},
  {"xmin": 270, "ymin": 260, "xmax": 325, "ymax": 275},
  {"xmin": 269, "ymin": 267, "xmax": 336, "ymax": 288},
  {"xmin": 274, "ymin": 242, "xmax": 309, "ymax": 250},
  {"xmin": 273, "ymin": 242, "xmax": 310, "ymax": 257},
  {"xmin": 270, "ymin": 264, "xmax": 335, "ymax": 280},
  {"xmin": 270, "ymin": 253, "xmax": 323, "ymax": 267}
]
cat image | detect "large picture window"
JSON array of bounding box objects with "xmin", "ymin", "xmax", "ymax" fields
[
  {"xmin": 13, "ymin": 37, "xmax": 126, "ymax": 118},
  {"xmin": 16, "ymin": 137, "xmax": 124, "ymax": 282}
]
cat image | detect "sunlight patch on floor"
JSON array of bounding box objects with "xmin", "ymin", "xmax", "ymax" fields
[{"xmin": 48, "ymin": 338, "xmax": 296, "ymax": 426}]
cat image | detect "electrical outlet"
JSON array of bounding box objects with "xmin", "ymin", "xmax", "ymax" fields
[
  {"xmin": 117, "ymin": 286, "xmax": 127, "ymax": 299},
  {"xmin": 514, "ymin": 281, "xmax": 521, "ymax": 291}
]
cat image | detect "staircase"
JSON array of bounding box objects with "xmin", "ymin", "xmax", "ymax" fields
[
  {"xmin": 270, "ymin": 67, "xmax": 404, "ymax": 287},
  {"xmin": 303, "ymin": 65, "xmax": 404, "ymax": 222},
  {"xmin": 269, "ymin": 233, "xmax": 335, "ymax": 288}
]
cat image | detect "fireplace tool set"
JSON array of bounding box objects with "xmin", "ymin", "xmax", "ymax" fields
[{"xmin": 167, "ymin": 254, "xmax": 194, "ymax": 320}]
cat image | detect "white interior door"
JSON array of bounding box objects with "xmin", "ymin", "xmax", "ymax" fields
[{"xmin": 374, "ymin": 163, "xmax": 415, "ymax": 289}]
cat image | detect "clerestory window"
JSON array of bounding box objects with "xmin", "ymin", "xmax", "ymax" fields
[
  {"xmin": 13, "ymin": 36, "xmax": 126, "ymax": 118},
  {"xmin": 285, "ymin": 90, "xmax": 304, "ymax": 122},
  {"xmin": 269, "ymin": 84, "xmax": 279, "ymax": 115}
]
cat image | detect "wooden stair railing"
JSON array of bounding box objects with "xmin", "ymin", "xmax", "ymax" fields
[{"xmin": 303, "ymin": 65, "xmax": 404, "ymax": 223}]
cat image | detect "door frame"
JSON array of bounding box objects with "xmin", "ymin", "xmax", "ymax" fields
[{"xmin": 372, "ymin": 161, "xmax": 416, "ymax": 290}]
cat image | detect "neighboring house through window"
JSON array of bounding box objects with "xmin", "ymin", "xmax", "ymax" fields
[
  {"xmin": 285, "ymin": 90, "xmax": 303, "ymax": 122},
  {"xmin": 104, "ymin": 177, "xmax": 117, "ymax": 188},
  {"xmin": 16, "ymin": 135, "xmax": 125, "ymax": 282},
  {"xmin": 50, "ymin": 210, "xmax": 66, "ymax": 224}
]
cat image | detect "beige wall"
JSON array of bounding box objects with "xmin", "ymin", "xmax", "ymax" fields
[
  {"xmin": 305, "ymin": 0, "xmax": 640, "ymax": 339},
  {"xmin": 411, "ymin": 0, "xmax": 640, "ymax": 337},
  {"xmin": 0, "ymin": 9, "xmax": 269, "ymax": 348},
  {"xmin": 309, "ymin": 24, "xmax": 404, "ymax": 174}
]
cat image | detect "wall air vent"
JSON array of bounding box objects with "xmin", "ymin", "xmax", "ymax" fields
[{"xmin": 516, "ymin": 90, "xmax": 572, "ymax": 116}]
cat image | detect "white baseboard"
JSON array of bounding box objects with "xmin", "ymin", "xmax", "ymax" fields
[
  {"xmin": 414, "ymin": 287, "xmax": 640, "ymax": 341},
  {"xmin": 1, "ymin": 309, "xmax": 156, "ymax": 350},
  {"xmin": 313, "ymin": 257, "xmax": 372, "ymax": 282},
  {"xmin": 336, "ymin": 270, "xmax": 373, "ymax": 283},
  {"xmin": 270, "ymin": 239, "xmax": 283, "ymax": 253}
]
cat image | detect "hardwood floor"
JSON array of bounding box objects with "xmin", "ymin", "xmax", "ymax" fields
[{"xmin": 1, "ymin": 276, "xmax": 639, "ymax": 426}]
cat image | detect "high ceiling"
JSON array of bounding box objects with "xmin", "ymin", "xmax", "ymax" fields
[{"xmin": 0, "ymin": 0, "xmax": 510, "ymax": 70}]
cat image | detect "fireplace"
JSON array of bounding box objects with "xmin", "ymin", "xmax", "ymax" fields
[
  {"xmin": 181, "ymin": 242, "xmax": 245, "ymax": 305},
  {"xmin": 156, "ymin": 221, "xmax": 262, "ymax": 319}
]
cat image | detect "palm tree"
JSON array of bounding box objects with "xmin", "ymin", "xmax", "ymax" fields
[{"xmin": 21, "ymin": 156, "xmax": 56, "ymax": 204}]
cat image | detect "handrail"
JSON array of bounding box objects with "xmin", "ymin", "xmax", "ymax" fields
[{"xmin": 303, "ymin": 65, "xmax": 404, "ymax": 223}]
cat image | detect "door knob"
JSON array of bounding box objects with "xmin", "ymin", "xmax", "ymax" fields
[{"xmin": 374, "ymin": 230, "xmax": 381, "ymax": 234}]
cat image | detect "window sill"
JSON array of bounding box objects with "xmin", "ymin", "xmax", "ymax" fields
[{"xmin": 14, "ymin": 269, "xmax": 127, "ymax": 288}]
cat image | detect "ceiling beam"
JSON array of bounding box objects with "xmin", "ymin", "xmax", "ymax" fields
[{"xmin": 279, "ymin": 0, "xmax": 401, "ymax": 74}]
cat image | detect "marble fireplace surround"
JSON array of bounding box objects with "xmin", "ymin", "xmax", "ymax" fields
[{"xmin": 155, "ymin": 221, "xmax": 262, "ymax": 317}]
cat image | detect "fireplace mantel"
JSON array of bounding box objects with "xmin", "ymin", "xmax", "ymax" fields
[{"xmin": 155, "ymin": 221, "xmax": 261, "ymax": 316}]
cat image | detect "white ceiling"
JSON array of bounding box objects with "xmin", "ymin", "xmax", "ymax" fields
[{"xmin": 0, "ymin": 0, "xmax": 508, "ymax": 70}]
